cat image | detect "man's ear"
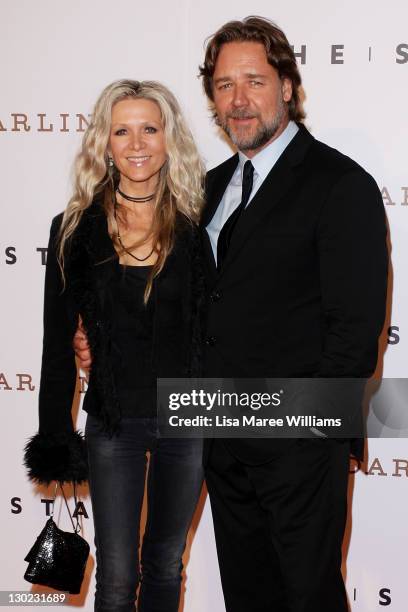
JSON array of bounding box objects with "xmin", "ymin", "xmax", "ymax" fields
[{"xmin": 282, "ymin": 78, "xmax": 292, "ymax": 103}]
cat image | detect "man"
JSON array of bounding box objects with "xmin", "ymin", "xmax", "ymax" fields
[
  {"xmin": 196, "ymin": 16, "xmax": 387, "ymax": 612},
  {"xmin": 75, "ymin": 16, "xmax": 387, "ymax": 612}
]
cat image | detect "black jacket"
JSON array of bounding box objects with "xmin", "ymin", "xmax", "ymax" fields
[
  {"xmin": 24, "ymin": 201, "xmax": 204, "ymax": 484},
  {"xmin": 201, "ymin": 124, "xmax": 388, "ymax": 463}
]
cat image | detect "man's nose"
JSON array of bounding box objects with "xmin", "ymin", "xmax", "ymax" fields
[{"xmin": 231, "ymin": 84, "xmax": 249, "ymax": 107}]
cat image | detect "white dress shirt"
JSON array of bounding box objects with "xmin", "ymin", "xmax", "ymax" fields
[{"xmin": 206, "ymin": 120, "xmax": 299, "ymax": 263}]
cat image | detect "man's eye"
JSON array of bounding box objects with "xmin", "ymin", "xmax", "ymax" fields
[
  {"xmin": 250, "ymin": 80, "xmax": 263, "ymax": 86},
  {"xmin": 219, "ymin": 83, "xmax": 232, "ymax": 90}
]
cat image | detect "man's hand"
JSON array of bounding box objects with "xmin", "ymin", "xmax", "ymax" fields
[{"xmin": 73, "ymin": 316, "xmax": 92, "ymax": 371}]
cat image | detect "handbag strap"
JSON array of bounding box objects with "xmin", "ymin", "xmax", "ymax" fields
[{"xmin": 51, "ymin": 481, "xmax": 82, "ymax": 534}]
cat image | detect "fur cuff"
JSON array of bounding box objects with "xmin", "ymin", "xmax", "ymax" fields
[{"xmin": 24, "ymin": 430, "xmax": 88, "ymax": 485}]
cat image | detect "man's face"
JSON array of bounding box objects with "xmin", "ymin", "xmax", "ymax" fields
[{"xmin": 212, "ymin": 41, "xmax": 292, "ymax": 157}]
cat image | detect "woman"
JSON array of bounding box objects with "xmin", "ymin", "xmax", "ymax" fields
[{"xmin": 24, "ymin": 79, "xmax": 206, "ymax": 612}]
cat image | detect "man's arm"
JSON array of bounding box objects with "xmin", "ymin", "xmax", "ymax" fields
[
  {"xmin": 316, "ymin": 169, "xmax": 388, "ymax": 378},
  {"xmin": 74, "ymin": 315, "xmax": 92, "ymax": 371}
]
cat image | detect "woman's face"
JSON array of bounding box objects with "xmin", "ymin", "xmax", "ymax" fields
[{"xmin": 109, "ymin": 97, "xmax": 167, "ymax": 193}]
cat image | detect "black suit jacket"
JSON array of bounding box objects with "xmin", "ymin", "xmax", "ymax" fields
[{"xmin": 201, "ymin": 124, "xmax": 388, "ymax": 463}]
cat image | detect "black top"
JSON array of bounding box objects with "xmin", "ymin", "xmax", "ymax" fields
[{"xmin": 109, "ymin": 260, "xmax": 184, "ymax": 418}]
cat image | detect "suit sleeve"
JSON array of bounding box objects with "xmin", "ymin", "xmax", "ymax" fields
[
  {"xmin": 23, "ymin": 215, "xmax": 88, "ymax": 484},
  {"xmin": 316, "ymin": 169, "xmax": 388, "ymax": 378},
  {"xmin": 188, "ymin": 224, "xmax": 206, "ymax": 377}
]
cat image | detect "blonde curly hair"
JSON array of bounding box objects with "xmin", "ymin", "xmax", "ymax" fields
[{"xmin": 58, "ymin": 79, "xmax": 205, "ymax": 301}]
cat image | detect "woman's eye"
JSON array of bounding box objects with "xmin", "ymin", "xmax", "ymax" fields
[
  {"xmin": 114, "ymin": 128, "xmax": 126, "ymax": 136},
  {"xmin": 145, "ymin": 126, "xmax": 158, "ymax": 134}
]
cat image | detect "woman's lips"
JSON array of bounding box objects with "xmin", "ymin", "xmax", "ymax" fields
[{"xmin": 127, "ymin": 155, "xmax": 151, "ymax": 167}]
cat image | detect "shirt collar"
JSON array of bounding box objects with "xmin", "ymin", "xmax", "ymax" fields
[{"xmin": 238, "ymin": 120, "xmax": 299, "ymax": 182}]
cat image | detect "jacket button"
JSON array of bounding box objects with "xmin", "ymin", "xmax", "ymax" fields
[
  {"xmin": 206, "ymin": 336, "xmax": 217, "ymax": 346},
  {"xmin": 210, "ymin": 291, "xmax": 221, "ymax": 302}
]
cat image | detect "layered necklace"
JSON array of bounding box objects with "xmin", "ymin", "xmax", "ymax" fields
[
  {"xmin": 117, "ymin": 185, "xmax": 155, "ymax": 204},
  {"xmin": 114, "ymin": 187, "xmax": 156, "ymax": 262}
]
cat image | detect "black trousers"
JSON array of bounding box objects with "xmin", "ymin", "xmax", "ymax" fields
[
  {"xmin": 86, "ymin": 415, "xmax": 204, "ymax": 612},
  {"xmin": 205, "ymin": 438, "xmax": 350, "ymax": 612}
]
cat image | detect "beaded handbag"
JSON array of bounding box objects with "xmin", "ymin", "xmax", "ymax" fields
[{"xmin": 24, "ymin": 482, "xmax": 89, "ymax": 594}]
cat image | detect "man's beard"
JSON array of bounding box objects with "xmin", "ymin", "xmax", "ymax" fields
[{"xmin": 218, "ymin": 97, "xmax": 287, "ymax": 152}]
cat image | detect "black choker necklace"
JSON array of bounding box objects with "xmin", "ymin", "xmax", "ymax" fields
[{"xmin": 117, "ymin": 187, "xmax": 155, "ymax": 203}]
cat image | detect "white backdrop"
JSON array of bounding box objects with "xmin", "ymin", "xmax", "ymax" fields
[{"xmin": 1, "ymin": 0, "xmax": 407, "ymax": 610}]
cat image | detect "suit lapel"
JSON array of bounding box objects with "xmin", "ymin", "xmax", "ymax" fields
[
  {"xmin": 200, "ymin": 153, "xmax": 239, "ymax": 282},
  {"xmin": 216, "ymin": 125, "xmax": 314, "ymax": 280},
  {"xmin": 201, "ymin": 230, "xmax": 217, "ymax": 284},
  {"xmin": 201, "ymin": 154, "xmax": 239, "ymax": 228}
]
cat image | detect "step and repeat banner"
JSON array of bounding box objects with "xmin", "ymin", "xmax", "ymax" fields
[{"xmin": 1, "ymin": 0, "xmax": 407, "ymax": 610}]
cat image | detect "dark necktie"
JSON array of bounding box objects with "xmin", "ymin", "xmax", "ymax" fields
[{"xmin": 217, "ymin": 160, "xmax": 254, "ymax": 270}]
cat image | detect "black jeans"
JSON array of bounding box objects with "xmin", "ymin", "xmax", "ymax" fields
[{"xmin": 85, "ymin": 414, "xmax": 204, "ymax": 612}]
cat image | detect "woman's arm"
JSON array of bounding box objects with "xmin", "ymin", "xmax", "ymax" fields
[{"xmin": 23, "ymin": 215, "xmax": 88, "ymax": 484}]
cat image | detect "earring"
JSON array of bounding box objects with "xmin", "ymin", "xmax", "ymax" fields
[{"xmin": 108, "ymin": 157, "xmax": 114, "ymax": 167}]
